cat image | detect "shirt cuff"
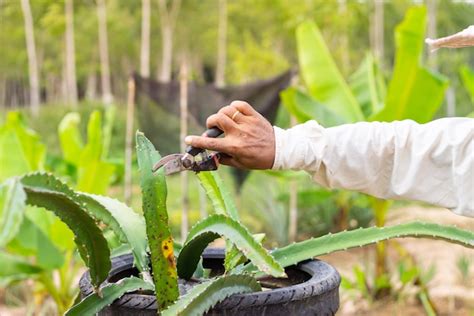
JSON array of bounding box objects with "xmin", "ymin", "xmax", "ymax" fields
[
  {"xmin": 272, "ymin": 126, "xmax": 286, "ymax": 170},
  {"xmin": 271, "ymin": 120, "xmax": 327, "ymax": 171}
]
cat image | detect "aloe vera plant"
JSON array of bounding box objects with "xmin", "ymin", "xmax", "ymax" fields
[{"xmin": 2, "ymin": 131, "xmax": 472, "ymax": 315}]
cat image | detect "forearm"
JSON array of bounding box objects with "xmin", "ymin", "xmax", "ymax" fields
[{"xmin": 272, "ymin": 118, "xmax": 474, "ymax": 217}]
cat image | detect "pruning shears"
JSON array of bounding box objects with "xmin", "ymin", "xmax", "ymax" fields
[{"xmin": 152, "ymin": 127, "xmax": 223, "ymax": 175}]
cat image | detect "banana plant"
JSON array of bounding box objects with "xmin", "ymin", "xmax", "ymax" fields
[
  {"xmin": 58, "ymin": 108, "xmax": 117, "ymax": 195},
  {"xmin": 0, "ymin": 110, "xmax": 122, "ymax": 313},
  {"xmin": 0, "ymin": 112, "xmax": 75, "ymax": 313},
  {"xmin": 460, "ymin": 65, "xmax": 474, "ymax": 116},
  {"xmin": 281, "ymin": 5, "xmax": 449, "ymax": 297}
]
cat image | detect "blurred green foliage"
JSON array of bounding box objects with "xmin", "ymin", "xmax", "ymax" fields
[
  {"xmin": 58, "ymin": 108, "xmax": 117, "ymax": 194},
  {"xmin": 0, "ymin": 0, "xmax": 473, "ymax": 113}
]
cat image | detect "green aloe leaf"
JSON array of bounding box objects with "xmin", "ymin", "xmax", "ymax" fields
[
  {"xmin": 280, "ymin": 87, "xmax": 346, "ymax": 127},
  {"xmin": 197, "ymin": 171, "xmax": 248, "ymax": 274},
  {"xmin": 76, "ymin": 193, "xmax": 149, "ymax": 274},
  {"xmin": 243, "ymin": 222, "xmax": 473, "ymax": 274},
  {"xmin": 177, "ymin": 214, "xmax": 285, "ymax": 279},
  {"xmin": 65, "ymin": 276, "xmax": 153, "ymax": 316},
  {"xmin": 136, "ymin": 131, "xmax": 179, "ymax": 309},
  {"xmin": 197, "ymin": 171, "xmax": 239, "ymax": 220},
  {"xmin": 162, "ymin": 275, "xmax": 261, "ymax": 316},
  {"xmin": 349, "ymin": 53, "xmax": 386, "ymax": 118},
  {"xmin": 296, "ymin": 21, "xmax": 364, "ymax": 122},
  {"xmin": 0, "ymin": 178, "xmax": 26, "ymax": 247},
  {"xmin": 371, "ymin": 7, "xmax": 448, "ymax": 123},
  {"xmin": 224, "ymin": 233, "xmax": 265, "ymax": 271},
  {"xmin": 0, "ymin": 251, "xmax": 43, "ymax": 284},
  {"xmin": 20, "ymin": 172, "xmax": 110, "ymax": 288}
]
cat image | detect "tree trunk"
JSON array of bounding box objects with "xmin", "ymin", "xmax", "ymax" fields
[
  {"xmin": 179, "ymin": 59, "xmax": 189, "ymax": 241},
  {"xmin": 65, "ymin": 0, "xmax": 78, "ymax": 106},
  {"xmin": 97, "ymin": 0, "xmax": 113, "ymax": 105},
  {"xmin": 446, "ymin": 88, "xmax": 456, "ymax": 117},
  {"xmin": 371, "ymin": 0, "xmax": 384, "ymax": 67},
  {"xmin": 288, "ymin": 116, "xmax": 298, "ymax": 243},
  {"xmin": 426, "ymin": 0, "xmax": 438, "ymax": 70},
  {"xmin": 288, "ymin": 180, "xmax": 298, "ymax": 243},
  {"xmin": 157, "ymin": 0, "xmax": 181, "ymax": 82},
  {"xmin": 0, "ymin": 78, "xmax": 5, "ymax": 109},
  {"xmin": 140, "ymin": 0, "xmax": 151, "ymax": 77},
  {"xmin": 85, "ymin": 72, "xmax": 97, "ymax": 100},
  {"xmin": 20, "ymin": 0, "xmax": 40, "ymax": 115},
  {"xmin": 215, "ymin": 0, "xmax": 227, "ymax": 87},
  {"xmin": 160, "ymin": 25, "xmax": 173, "ymax": 82},
  {"xmin": 338, "ymin": 0, "xmax": 350, "ymax": 75},
  {"xmin": 124, "ymin": 77, "xmax": 135, "ymax": 205}
]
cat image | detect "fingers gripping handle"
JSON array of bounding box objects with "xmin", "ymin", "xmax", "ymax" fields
[{"xmin": 185, "ymin": 127, "xmax": 223, "ymax": 156}]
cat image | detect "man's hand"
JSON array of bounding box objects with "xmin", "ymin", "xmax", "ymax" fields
[{"xmin": 184, "ymin": 101, "xmax": 275, "ymax": 170}]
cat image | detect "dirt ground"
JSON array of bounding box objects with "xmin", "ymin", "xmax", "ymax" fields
[{"xmin": 320, "ymin": 206, "xmax": 474, "ymax": 315}]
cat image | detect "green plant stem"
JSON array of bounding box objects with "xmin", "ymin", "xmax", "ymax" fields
[
  {"xmin": 334, "ymin": 191, "xmax": 351, "ymax": 231},
  {"xmin": 371, "ymin": 198, "xmax": 391, "ymax": 297},
  {"xmin": 58, "ymin": 250, "xmax": 81, "ymax": 310},
  {"xmin": 39, "ymin": 272, "xmax": 65, "ymax": 315},
  {"xmin": 418, "ymin": 290, "xmax": 437, "ymax": 316}
]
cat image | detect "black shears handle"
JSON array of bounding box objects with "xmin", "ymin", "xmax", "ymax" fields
[{"xmin": 185, "ymin": 127, "xmax": 223, "ymax": 157}]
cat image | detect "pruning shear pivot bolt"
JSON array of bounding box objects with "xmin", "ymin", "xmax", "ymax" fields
[{"xmin": 152, "ymin": 127, "xmax": 223, "ymax": 175}]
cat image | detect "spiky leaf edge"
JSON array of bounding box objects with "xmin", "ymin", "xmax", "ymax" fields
[
  {"xmin": 177, "ymin": 214, "xmax": 285, "ymax": 279},
  {"xmin": 241, "ymin": 221, "xmax": 474, "ymax": 275},
  {"xmin": 20, "ymin": 172, "xmax": 110, "ymax": 288}
]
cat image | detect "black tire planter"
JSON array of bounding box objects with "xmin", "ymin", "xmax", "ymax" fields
[{"xmin": 79, "ymin": 249, "xmax": 341, "ymax": 315}]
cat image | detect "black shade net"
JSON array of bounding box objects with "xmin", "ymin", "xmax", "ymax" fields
[{"xmin": 134, "ymin": 70, "xmax": 293, "ymax": 190}]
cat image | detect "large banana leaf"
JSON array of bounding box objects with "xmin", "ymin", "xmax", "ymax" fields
[
  {"xmin": 0, "ymin": 112, "xmax": 45, "ymax": 181},
  {"xmin": 281, "ymin": 87, "xmax": 345, "ymax": 126},
  {"xmin": 460, "ymin": 65, "xmax": 474, "ymax": 104},
  {"xmin": 296, "ymin": 21, "xmax": 364, "ymax": 123},
  {"xmin": 58, "ymin": 112, "xmax": 84, "ymax": 166},
  {"xmin": 76, "ymin": 111, "xmax": 115, "ymax": 194},
  {"xmin": 349, "ymin": 53, "xmax": 386, "ymax": 118},
  {"xmin": 0, "ymin": 178, "xmax": 26, "ymax": 247},
  {"xmin": 7, "ymin": 216, "xmax": 64, "ymax": 269},
  {"xmin": 0, "ymin": 251, "xmax": 43, "ymax": 284},
  {"xmin": 371, "ymin": 7, "xmax": 448, "ymax": 122}
]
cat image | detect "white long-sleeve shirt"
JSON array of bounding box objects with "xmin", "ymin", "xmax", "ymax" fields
[{"xmin": 272, "ymin": 118, "xmax": 474, "ymax": 217}]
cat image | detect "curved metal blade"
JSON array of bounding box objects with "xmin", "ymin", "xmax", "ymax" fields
[
  {"xmin": 152, "ymin": 154, "xmax": 184, "ymax": 172},
  {"xmin": 163, "ymin": 158, "xmax": 187, "ymax": 175}
]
